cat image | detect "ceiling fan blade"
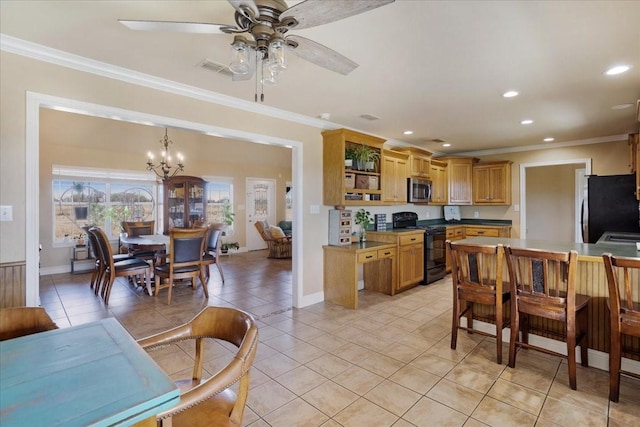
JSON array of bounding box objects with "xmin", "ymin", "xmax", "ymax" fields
[
  {"xmin": 280, "ymin": 0, "xmax": 394, "ymax": 30},
  {"xmin": 119, "ymin": 19, "xmax": 232, "ymax": 34},
  {"xmin": 227, "ymin": 0, "xmax": 259, "ymax": 19},
  {"xmin": 286, "ymin": 35, "xmax": 358, "ymax": 75}
]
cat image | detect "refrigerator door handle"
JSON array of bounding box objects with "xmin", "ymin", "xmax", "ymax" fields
[{"xmin": 581, "ymin": 199, "xmax": 589, "ymax": 243}]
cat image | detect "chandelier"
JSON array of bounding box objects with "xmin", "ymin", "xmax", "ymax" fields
[{"xmin": 146, "ymin": 128, "xmax": 184, "ymax": 180}]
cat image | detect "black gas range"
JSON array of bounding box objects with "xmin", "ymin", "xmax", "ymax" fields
[{"xmin": 392, "ymin": 212, "xmax": 447, "ymax": 284}]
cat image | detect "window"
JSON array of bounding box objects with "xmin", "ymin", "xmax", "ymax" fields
[
  {"xmin": 52, "ymin": 166, "xmax": 157, "ymax": 243},
  {"xmin": 204, "ymin": 177, "xmax": 233, "ymax": 234}
]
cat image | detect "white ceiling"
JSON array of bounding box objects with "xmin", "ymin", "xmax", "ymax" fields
[{"xmin": 2, "ymin": 0, "xmax": 639, "ymax": 154}]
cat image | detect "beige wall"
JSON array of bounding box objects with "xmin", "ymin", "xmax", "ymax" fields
[
  {"xmin": 38, "ymin": 109, "xmax": 292, "ymax": 270},
  {"xmin": 460, "ymin": 139, "xmax": 629, "ymax": 237}
]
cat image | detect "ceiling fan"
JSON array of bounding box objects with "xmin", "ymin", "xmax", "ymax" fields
[{"xmin": 119, "ymin": 0, "xmax": 395, "ymax": 101}]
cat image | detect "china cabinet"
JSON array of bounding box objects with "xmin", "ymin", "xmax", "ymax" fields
[{"xmin": 163, "ymin": 175, "xmax": 206, "ymax": 234}]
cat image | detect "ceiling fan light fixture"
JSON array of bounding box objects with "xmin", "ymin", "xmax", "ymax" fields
[
  {"xmin": 268, "ymin": 37, "xmax": 287, "ymax": 72},
  {"xmin": 261, "ymin": 61, "xmax": 279, "ymax": 85},
  {"xmin": 229, "ymin": 36, "xmax": 250, "ymax": 75}
]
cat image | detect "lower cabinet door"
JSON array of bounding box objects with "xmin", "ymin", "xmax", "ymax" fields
[{"xmin": 398, "ymin": 243, "xmax": 424, "ymax": 289}]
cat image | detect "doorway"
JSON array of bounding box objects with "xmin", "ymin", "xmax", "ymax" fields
[
  {"xmin": 520, "ymin": 159, "xmax": 591, "ymax": 241},
  {"xmin": 25, "ymin": 92, "xmax": 303, "ymax": 307},
  {"xmin": 245, "ymin": 178, "xmax": 276, "ymax": 251}
]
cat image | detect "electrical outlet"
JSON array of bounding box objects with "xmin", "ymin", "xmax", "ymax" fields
[{"xmin": 473, "ymin": 211, "xmax": 479, "ymax": 218}]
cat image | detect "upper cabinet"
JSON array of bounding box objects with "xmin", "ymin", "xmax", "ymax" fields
[
  {"xmin": 429, "ymin": 159, "xmax": 448, "ymax": 205},
  {"xmin": 473, "ymin": 161, "xmax": 513, "ymax": 205},
  {"xmin": 435, "ymin": 157, "xmax": 478, "ymax": 205},
  {"xmin": 322, "ymin": 129, "xmax": 385, "ymax": 206},
  {"xmin": 381, "ymin": 150, "xmax": 408, "ymax": 204},
  {"xmin": 163, "ymin": 175, "xmax": 206, "ymax": 234},
  {"xmin": 395, "ymin": 147, "xmax": 433, "ymax": 178}
]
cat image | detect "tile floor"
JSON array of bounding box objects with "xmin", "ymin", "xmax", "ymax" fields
[{"xmin": 40, "ymin": 251, "xmax": 639, "ymax": 427}]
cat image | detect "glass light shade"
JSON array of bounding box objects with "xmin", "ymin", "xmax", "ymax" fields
[
  {"xmin": 268, "ymin": 38, "xmax": 287, "ymax": 71},
  {"xmin": 261, "ymin": 62, "xmax": 279, "ymax": 85},
  {"xmin": 229, "ymin": 39, "xmax": 250, "ymax": 75}
]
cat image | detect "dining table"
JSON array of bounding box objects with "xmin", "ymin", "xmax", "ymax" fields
[
  {"xmin": 0, "ymin": 318, "xmax": 179, "ymax": 426},
  {"xmin": 120, "ymin": 234, "xmax": 169, "ymax": 295}
]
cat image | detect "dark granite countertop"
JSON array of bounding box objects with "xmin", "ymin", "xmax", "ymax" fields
[{"xmin": 458, "ymin": 236, "xmax": 640, "ymax": 260}]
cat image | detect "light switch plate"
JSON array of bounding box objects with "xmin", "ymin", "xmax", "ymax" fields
[{"xmin": 0, "ymin": 205, "xmax": 12, "ymax": 221}]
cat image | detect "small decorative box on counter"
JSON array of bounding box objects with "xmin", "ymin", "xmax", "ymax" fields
[{"xmin": 329, "ymin": 209, "xmax": 353, "ymax": 246}]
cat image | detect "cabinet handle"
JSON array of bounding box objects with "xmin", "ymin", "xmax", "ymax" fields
[
  {"xmin": 410, "ymin": 238, "xmax": 416, "ymax": 241},
  {"xmin": 365, "ymin": 255, "xmax": 373, "ymax": 259},
  {"xmin": 477, "ymin": 231, "xmax": 485, "ymax": 234},
  {"xmin": 383, "ymin": 251, "xmax": 391, "ymax": 256}
]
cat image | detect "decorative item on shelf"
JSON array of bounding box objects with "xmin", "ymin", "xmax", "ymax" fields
[
  {"xmin": 352, "ymin": 143, "xmax": 380, "ymax": 172},
  {"xmin": 146, "ymin": 128, "xmax": 185, "ymax": 180},
  {"xmin": 345, "ymin": 147, "xmax": 356, "ymax": 169},
  {"xmin": 74, "ymin": 233, "xmax": 86, "ymax": 247},
  {"xmin": 354, "ymin": 208, "xmax": 373, "ymax": 242}
]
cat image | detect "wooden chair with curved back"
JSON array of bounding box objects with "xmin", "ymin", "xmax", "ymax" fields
[
  {"xmin": 505, "ymin": 246, "xmax": 590, "ymax": 390},
  {"xmin": 602, "ymin": 253, "xmax": 640, "ymax": 402},
  {"xmin": 0, "ymin": 307, "xmax": 58, "ymax": 341},
  {"xmin": 447, "ymin": 241, "xmax": 510, "ymax": 364},
  {"xmin": 121, "ymin": 220, "xmax": 156, "ymax": 259},
  {"xmin": 201, "ymin": 223, "xmax": 226, "ymax": 284},
  {"xmin": 154, "ymin": 227, "xmax": 208, "ymax": 305},
  {"xmin": 86, "ymin": 228, "xmax": 134, "ymax": 292},
  {"xmin": 90, "ymin": 227, "xmax": 152, "ymax": 304},
  {"xmin": 137, "ymin": 306, "xmax": 258, "ymax": 427}
]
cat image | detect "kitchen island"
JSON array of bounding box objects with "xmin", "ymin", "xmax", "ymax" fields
[{"xmin": 458, "ymin": 236, "xmax": 640, "ymax": 368}]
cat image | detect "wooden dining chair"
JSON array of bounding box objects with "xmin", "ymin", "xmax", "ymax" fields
[
  {"xmin": 86, "ymin": 228, "xmax": 134, "ymax": 292},
  {"xmin": 91, "ymin": 227, "xmax": 152, "ymax": 304},
  {"xmin": 122, "ymin": 220, "xmax": 156, "ymax": 259},
  {"xmin": 154, "ymin": 227, "xmax": 208, "ymax": 305},
  {"xmin": 201, "ymin": 223, "xmax": 225, "ymax": 284},
  {"xmin": 448, "ymin": 241, "xmax": 510, "ymax": 364},
  {"xmin": 504, "ymin": 246, "xmax": 590, "ymax": 390},
  {"xmin": 602, "ymin": 253, "xmax": 640, "ymax": 402},
  {"xmin": 137, "ymin": 306, "xmax": 258, "ymax": 427}
]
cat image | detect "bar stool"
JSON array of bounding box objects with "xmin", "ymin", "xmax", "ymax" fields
[
  {"xmin": 602, "ymin": 253, "xmax": 640, "ymax": 402},
  {"xmin": 447, "ymin": 241, "xmax": 510, "ymax": 364},
  {"xmin": 504, "ymin": 246, "xmax": 590, "ymax": 390}
]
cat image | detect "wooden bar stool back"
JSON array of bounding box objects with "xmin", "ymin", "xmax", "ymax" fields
[
  {"xmin": 602, "ymin": 253, "xmax": 640, "ymax": 402},
  {"xmin": 504, "ymin": 246, "xmax": 589, "ymax": 390},
  {"xmin": 447, "ymin": 241, "xmax": 510, "ymax": 364}
]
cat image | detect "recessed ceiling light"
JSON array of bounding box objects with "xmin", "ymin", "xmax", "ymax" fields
[
  {"xmin": 520, "ymin": 119, "xmax": 534, "ymax": 125},
  {"xmin": 403, "ymin": 130, "xmax": 413, "ymax": 135},
  {"xmin": 605, "ymin": 65, "xmax": 630, "ymax": 76},
  {"xmin": 543, "ymin": 137, "xmax": 555, "ymax": 142},
  {"xmin": 319, "ymin": 112, "xmax": 331, "ymax": 120},
  {"xmin": 611, "ymin": 103, "xmax": 634, "ymax": 110},
  {"xmin": 442, "ymin": 143, "xmax": 451, "ymax": 147},
  {"xmin": 502, "ymin": 91, "xmax": 519, "ymax": 98}
]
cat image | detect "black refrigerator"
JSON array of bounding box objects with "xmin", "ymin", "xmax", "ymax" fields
[{"xmin": 582, "ymin": 174, "xmax": 640, "ymax": 243}]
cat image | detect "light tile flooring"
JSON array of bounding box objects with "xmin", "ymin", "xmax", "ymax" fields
[{"xmin": 40, "ymin": 251, "xmax": 639, "ymax": 426}]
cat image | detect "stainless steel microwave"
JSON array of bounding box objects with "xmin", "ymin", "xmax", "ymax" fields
[{"xmin": 407, "ymin": 177, "xmax": 432, "ymax": 203}]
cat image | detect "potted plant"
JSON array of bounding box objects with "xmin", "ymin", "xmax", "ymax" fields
[
  {"xmin": 345, "ymin": 146, "xmax": 356, "ymax": 169},
  {"xmin": 354, "ymin": 208, "xmax": 373, "ymax": 242},
  {"xmin": 353, "ymin": 144, "xmax": 380, "ymax": 171},
  {"xmin": 220, "ymin": 200, "xmax": 239, "ymax": 254}
]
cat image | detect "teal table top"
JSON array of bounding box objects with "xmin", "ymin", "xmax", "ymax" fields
[
  {"xmin": 0, "ymin": 318, "xmax": 179, "ymax": 426},
  {"xmin": 458, "ymin": 237, "xmax": 640, "ymax": 260}
]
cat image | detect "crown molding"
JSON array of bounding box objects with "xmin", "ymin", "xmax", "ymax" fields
[{"xmin": 0, "ymin": 34, "xmax": 333, "ymax": 130}]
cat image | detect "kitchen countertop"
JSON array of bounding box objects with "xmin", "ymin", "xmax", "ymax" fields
[{"xmin": 459, "ymin": 236, "xmax": 640, "ymax": 261}]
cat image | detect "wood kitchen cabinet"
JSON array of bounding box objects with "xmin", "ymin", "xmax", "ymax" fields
[
  {"xmin": 367, "ymin": 230, "xmax": 424, "ymax": 292},
  {"xmin": 472, "ymin": 161, "xmax": 513, "ymax": 205},
  {"xmin": 381, "ymin": 150, "xmax": 408, "ymax": 204},
  {"xmin": 445, "ymin": 226, "xmax": 465, "ymax": 272},
  {"xmin": 395, "ymin": 147, "xmax": 432, "ymax": 178},
  {"xmin": 429, "ymin": 160, "xmax": 448, "ymax": 205},
  {"xmin": 163, "ymin": 175, "xmax": 205, "ymax": 234},
  {"xmin": 322, "ymin": 129, "xmax": 384, "ymax": 206},
  {"xmin": 436, "ymin": 157, "xmax": 477, "ymax": 205}
]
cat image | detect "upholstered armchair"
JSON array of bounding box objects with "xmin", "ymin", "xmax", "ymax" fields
[{"xmin": 254, "ymin": 221, "xmax": 292, "ymax": 259}]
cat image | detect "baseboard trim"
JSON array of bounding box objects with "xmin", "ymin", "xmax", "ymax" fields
[
  {"xmin": 460, "ymin": 318, "xmax": 640, "ymax": 375},
  {"xmin": 299, "ymin": 291, "xmax": 324, "ymax": 308}
]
